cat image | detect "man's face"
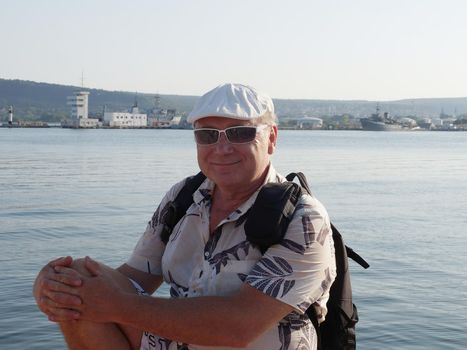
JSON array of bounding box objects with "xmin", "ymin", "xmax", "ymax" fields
[{"xmin": 195, "ymin": 117, "xmax": 277, "ymax": 192}]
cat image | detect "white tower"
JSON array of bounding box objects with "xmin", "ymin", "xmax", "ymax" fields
[{"xmin": 67, "ymin": 91, "xmax": 90, "ymax": 120}]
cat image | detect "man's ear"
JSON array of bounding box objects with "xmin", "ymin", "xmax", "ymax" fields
[{"xmin": 268, "ymin": 125, "xmax": 278, "ymax": 154}]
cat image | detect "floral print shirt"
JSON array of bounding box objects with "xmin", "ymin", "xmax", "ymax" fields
[{"xmin": 127, "ymin": 166, "xmax": 336, "ymax": 350}]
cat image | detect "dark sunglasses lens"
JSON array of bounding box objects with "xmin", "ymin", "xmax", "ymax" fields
[
  {"xmin": 226, "ymin": 127, "xmax": 256, "ymax": 143},
  {"xmin": 194, "ymin": 129, "xmax": 219, "ymax": 144}
]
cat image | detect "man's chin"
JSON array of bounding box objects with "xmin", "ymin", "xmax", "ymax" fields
[{"xmin": 210, "ymin": 172, "xmax": 243, "ymax": 187}]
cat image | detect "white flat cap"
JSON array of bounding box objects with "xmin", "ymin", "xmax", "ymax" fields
[{"xmin": 187, "ymin": 83, "xmax": 274, "ymax": 123}]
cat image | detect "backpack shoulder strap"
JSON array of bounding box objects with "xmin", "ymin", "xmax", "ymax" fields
[
  {"xmin": 244, "ymin": 180, "xmax": 302, "ymax": 254},
  {"xmin": 286, "ymin": 172, "xmax": 312, "ymax": 194},
  {"xmin": 160, "ymin": 172, "xmax": 206, "ymax": 244},
  {"xmin": 245, "ymin": 172, "xmax": 316, "ymax": 253}
]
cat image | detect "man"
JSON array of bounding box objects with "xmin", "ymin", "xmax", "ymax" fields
[{"xmin": 34, "ymin": 83, "xmax": 336, "ymax": 350}]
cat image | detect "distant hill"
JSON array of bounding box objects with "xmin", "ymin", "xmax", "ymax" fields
[
  {"xmin": 1, "ymin": 78, "xmax": 466, "ymax": 122},
  {"xmin": 0, "ymin": 79, "xmax": 199, "ymax": 122}
]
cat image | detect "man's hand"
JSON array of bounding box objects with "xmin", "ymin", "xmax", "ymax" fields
[
  {"xmin": 70, "ymin": 256, "xmax": 126, "ymax": 323},
  {"xmin": 33, "ymin": 256, "xmax": 83, "ymax": 322},
  {"xmin": 53, "ymin": 256, "xmax": 137, "ymax": 324}
]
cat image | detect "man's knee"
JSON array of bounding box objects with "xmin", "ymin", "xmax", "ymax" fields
[{"xmin": 59, "ymin": 320, "xmax": 137, "ymax": 350}]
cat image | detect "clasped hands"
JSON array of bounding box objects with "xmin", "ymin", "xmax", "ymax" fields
[{"xmin": 34, "ymin": 255, "xmax": 122, "ymax": 323}]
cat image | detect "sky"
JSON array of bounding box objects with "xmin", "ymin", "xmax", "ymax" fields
[{"xmin": 1, "ymin": 0, "xmax": 467, "ymax": 101}]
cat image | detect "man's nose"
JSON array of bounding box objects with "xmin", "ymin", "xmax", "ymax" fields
[{"xmin": 215, "ymin": 132, "xmax": 233, "ymax": 152}]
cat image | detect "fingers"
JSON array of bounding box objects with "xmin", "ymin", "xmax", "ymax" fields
[
  {"xmin": 39, "ymin": 296, "xmax": 81, "ymax": 322},
  {"xmin": 34, "ymin": 256, "xmax": 86, "ymax": 322},
  {"xmin": 49, "ymin": 256, "xmax": 73, "ymax": 268},
  {"xmin": 53, "ymin": 266, "xmax": 83, "ymax": 287},
  {"xmin": 37, "ymin": 269, "xmax": 83, "ymax": 313},
  {"xmin": 33, "ymin": 261, "xmax": 80, "ymax": 307},
  {"xmin": 84, "ymin": 256, "xmax": 101, "ymax": 277},
  {"xmin": 41, "ymin": 287, "xmax": 82, "ymax": 307},
  {"xmin": 40, "ymin": 280, "xmax": 82, "ymax": 317},
  {"xmin": 41, "ymin": 276, "xmax": 82, "ymax": 298}
]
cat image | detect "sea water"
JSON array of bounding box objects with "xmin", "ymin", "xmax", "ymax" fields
[{"xmin": 0, "ymin": 128, "xmax": 466, "ymax": 349}]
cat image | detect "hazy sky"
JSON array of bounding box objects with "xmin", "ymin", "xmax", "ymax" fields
[{"xmin": 2, "ymin": 0, "xmax": 467, "ymax": 100}]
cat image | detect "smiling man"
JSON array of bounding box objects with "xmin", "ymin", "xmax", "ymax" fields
[{"xmin": 33, "ymin": 83, "xmax": 336, "ymax": 350}]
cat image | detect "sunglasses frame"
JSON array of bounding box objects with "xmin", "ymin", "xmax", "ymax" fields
[{"xmin": 194, "ymin": 124, "xmax": 270, "ymax": 146}]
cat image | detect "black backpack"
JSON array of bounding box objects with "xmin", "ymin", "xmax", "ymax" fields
[{"xmin": 160, "ymin": 172, "xmax": 370, "ymax": 350}]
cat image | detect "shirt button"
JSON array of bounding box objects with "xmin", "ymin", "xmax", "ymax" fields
[{"xmin": 204, "ymin": 251, "xmax": 210, "ymax": 258}]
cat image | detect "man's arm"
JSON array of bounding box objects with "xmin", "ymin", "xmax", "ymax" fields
[
  {"xmin": 114, "ymin": 284, "xmax": 293, "ymax": 347},
  {"xmin": 66, "ymin": 258, "xmax": 293, "ymax": 347}
]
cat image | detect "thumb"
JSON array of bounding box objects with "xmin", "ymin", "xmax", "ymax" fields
[{"xmin": 84, "ymin": 256, "xmax": 101, "ymax": 277}]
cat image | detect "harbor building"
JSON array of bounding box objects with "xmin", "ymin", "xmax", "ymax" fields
[
  {"xmin": 294, "ymin": 116, "xmax": 323, "ymax": 129},
  {"xmin": 103, "ymin": 102, "xmax": 147, "ymax": 128},
  {"xmin": 65, "ymin": 91, "xmax": 99, "ymax": 128}
]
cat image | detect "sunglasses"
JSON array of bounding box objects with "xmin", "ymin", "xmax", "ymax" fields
[{"xmin": 194, "ymin": 124, "xmax": 269, "ymax": 145}]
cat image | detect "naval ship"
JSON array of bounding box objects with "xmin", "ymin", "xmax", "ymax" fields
[{"xmin": 359, "ymin": 106, "xmax": 402, "ymax": 131}]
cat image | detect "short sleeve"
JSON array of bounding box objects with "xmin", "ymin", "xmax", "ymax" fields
[
  {"xmin": 245, "ymin": 193, "xmax": 336, "ymax": 317},
  {"xmin": 126, "ymin": 178, "xmax": 188, "ymax": 276}
]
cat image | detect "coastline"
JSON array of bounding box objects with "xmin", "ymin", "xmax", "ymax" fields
[{"xmin": 1, "ymin": 123, "xmax": 464, "ymax": 131}]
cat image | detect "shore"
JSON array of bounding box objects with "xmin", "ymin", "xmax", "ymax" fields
[{"xmin": 1, "ymin": 123, "xmax": 464, "ymax": 131}]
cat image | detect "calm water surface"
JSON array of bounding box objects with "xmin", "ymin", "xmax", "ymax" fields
[{"xmin": 1, "ymin": 128, "xmax": 466, "ymax": 349}]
